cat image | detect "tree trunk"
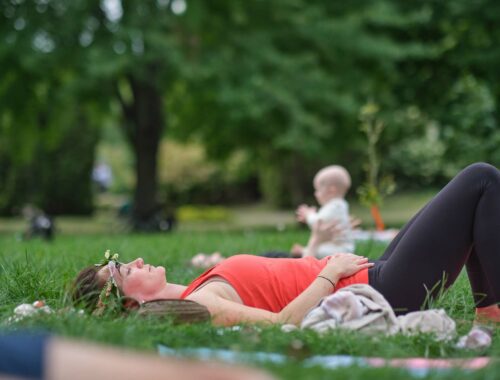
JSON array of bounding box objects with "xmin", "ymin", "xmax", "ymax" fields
[{"xmin": 120, "ymin": 74, "xmax": 165, "ymax": 231}]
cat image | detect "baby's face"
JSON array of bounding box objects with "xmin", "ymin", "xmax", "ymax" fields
[
  {"xmin": 313, "ymin": 178, "xmax": 336, "ymax": 206},
  {"xmin": 313, "ymin": 166, "xmax": 349, "ymax": 205}
]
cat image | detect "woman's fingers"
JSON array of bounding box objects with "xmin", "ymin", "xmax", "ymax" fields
[
  {"xmin": 330, "ymin": 254, "xmax": 367, "ymax": 262},
  {"xmin": 357, "ymin": 262, "xmax": 375, "ymax": 268},
  {"xmin": 343, "ymin": 253, "xmax": 363, "ymax": 257},
  {"xmin": 350, "ymin": 255, "xmax": 368, "ymax": 261}
]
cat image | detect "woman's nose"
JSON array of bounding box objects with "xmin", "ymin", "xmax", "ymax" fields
[{"xmin": 134, "ymin": 258, "xmax": 144, "ymax": 268}]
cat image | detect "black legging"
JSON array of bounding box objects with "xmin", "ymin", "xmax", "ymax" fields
[{"xmin": 368, "ymin": 162, "xmax": 500, "ymax": 314}]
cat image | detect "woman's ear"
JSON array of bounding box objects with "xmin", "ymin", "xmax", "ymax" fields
[{"xmin": 121, "ymin": 296, "xmax": 141, "ymax": 310}]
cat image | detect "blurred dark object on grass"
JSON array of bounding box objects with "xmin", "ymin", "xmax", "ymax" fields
[
  {"xmin": 21, "ymin": 205, "xmax": 55, "ymax": 241},
  {"xmin": 118, "ymin": 201, "xmax": 176, "ymax": 233}
]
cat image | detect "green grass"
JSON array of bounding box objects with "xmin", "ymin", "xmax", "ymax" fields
[{"xmin": 0, "ymin": 230, "xmax": 499, "ymax": 379}]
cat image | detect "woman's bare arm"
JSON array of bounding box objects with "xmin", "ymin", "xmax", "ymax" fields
[{"xmin": 186, "ymin": 289, "xmax": 278, "ymax": 326}]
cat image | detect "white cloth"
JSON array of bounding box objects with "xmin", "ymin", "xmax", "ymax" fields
[
  {"xmin": 283, "ymin": 284, "xmax": 456, "ymax": 341},
  {"xmin": 306, "ymin": 198, "xmax": 354, "ymax": 257},
  {"xmin": 455, "ymin": 326, "xmax": 493, "ymax": 350}
]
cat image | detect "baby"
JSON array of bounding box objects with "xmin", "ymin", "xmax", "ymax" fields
[{"xmin": 296, "ymin": 165, "xmax": 355, "ymax": 258}]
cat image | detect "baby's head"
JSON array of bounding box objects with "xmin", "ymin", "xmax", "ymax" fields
[{"xmin": 313, "ymin": 165, "xmax": 351, "ymax": 205}]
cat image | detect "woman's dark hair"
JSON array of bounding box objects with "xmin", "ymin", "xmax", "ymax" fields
[{"xmin": 72, "ymin": 265, "xmax": 105, "ymax": 310}]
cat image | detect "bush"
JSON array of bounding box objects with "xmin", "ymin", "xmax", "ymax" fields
[
  {"xmin": 439, "ymin": 75, "xmax": 500, "ymax": 175},
  {"xmin": 387, "ymin": 119, "xmax": 446, "ymax": 186},
  {"xmin": 177, "ymin": 205, "xmax": 233, "ymax": 222},
  {"xmin": 158, "ymin": 140, "xmax": 260, "ymax": 205},
  {"xmin": 385, "ymin": 75, "xmax": 499, "ymax": 187}
]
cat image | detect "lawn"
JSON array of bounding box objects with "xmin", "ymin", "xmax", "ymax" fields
[{"xmin": 0, "ymin": 229, "xmax": 498, "ymax": 379}]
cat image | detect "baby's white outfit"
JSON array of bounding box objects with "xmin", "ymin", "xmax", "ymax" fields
[{"xmin": 306, "ymin": 198, "xmax": 354, "ymax": 258}]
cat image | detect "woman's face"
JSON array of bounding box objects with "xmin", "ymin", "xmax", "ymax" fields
[{"xmin": 100, "ymin": 258, "xmax": 166, "ymax": 302}]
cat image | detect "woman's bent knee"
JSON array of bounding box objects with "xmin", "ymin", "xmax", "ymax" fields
[{"xmin": 462, "ymin": 162, "xmax": 500, "ymax": 184}]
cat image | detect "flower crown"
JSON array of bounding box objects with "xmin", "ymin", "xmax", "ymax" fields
[{"xmin": 93, "ymin": 250, "xmax": 122, "ymax": 316}]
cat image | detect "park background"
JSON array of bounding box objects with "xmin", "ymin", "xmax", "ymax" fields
[
  {"xmin": 1, "ymin": 1, "xmax": 500, "ymax": 379},
  {"xmin": 1, "ymin": 0, "xmax": 500, "ymax": 231}
]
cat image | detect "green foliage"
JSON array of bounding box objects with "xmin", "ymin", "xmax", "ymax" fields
[
  {"xmin": 159, "ymin": 140, "xmax": 260, "ymax": 205},
  {"xmin": 0, "ymin": 0, "xmax": 188, "ymax": 219},
  {"xmin": 439, "ymin": 75, "xmax": 500, "ymax": 176},
  {"xmin": 0, "ymin": 112, "xmax": 99, "ymax": 215},
  {"xmin": 386, "ymin": 109, "xmax": 446, "ymax": 186},
  {"xmin": 0, "ymin": 1, "xmax": 105, "ymax": 215},
  {"xmin": 357, "ymin": 103, "xmax": 395, "ymax": 207},
  {"xmin": 2, "ymin": 0, "xmax": 500, "ymax": 212},
  {"xmin": 382, "ymin": 0, "xmax": 500, "ymax": 187},
  {"xmin": 177, "ymin": 205, "xmax": 233, "ymax": 223},
  {"xmin": 168, "ymin": 0, "xmax": 436, "ymax": 206},
  {"xmin": 385, "ymin": 75, "xmax": 499, "ymax": 187},
  {"xmin": 257, "ymin": 155, "xmax": 319, "ymax": 208},
  {"xmin": 357, "ymin": 180, "xmax": 395, "ymax": 209}
]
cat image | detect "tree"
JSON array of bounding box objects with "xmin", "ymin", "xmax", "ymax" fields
[
  {"xmin": 2, "ymin": 0, "xmax": 499, "ymax": 217},
  {"xmin": 0, "ymin": 0, "xmax": 101, "ymax": 215},
  {"xmin": 84, "ymin": 0, "xmax": 188, "ymax": 229},
  {"xmin": 169, "ymin": 0, "xmax": 434, "ymax": 206},
  {"xmin": 0, "ymin": 0, "xmax": 188, "ymax": 227},
  {"xmin": 382, "ymin": 0, "xmax": 500, "ymax": 185}
]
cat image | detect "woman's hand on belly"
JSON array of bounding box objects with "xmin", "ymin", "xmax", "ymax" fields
[{"xmin": 321, "ymin": 253, "xmax": 374, "ymax": 280}]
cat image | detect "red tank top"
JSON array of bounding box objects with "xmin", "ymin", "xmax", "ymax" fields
[{"xmin": 181, "ymin": 254, "xmax": 369, "ymax": 313}]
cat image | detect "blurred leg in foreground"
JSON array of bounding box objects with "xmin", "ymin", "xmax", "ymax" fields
[{"xmin": 0, "ymin": 332, "xmax": 274, "ymax": 380}]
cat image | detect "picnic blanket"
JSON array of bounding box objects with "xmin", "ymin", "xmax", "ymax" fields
[
  {"xmin": 158, "ymin": 345, "xmax": 491, "ymax": 377},
  {"xmin": 283, "ymin": 284, "xmax": 456, "ymax": 341}
]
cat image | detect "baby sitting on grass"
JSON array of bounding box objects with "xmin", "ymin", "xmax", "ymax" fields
[
  {"xmin": 191, "ymin": 165, "xmax": 356, "ymax": 267},
  {"xmin": 295, "ymin": 165, "xmax": 355, "ymax": 258}
]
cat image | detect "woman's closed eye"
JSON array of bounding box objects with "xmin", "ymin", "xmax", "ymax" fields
[{"xmin": 115, "ymin": 263, "xmax": 130, "ymax": 277}]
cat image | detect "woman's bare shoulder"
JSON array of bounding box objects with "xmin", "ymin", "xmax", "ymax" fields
[{"xmin": 186, "ymin": 276, "xmax": 243, "ymax": 304}]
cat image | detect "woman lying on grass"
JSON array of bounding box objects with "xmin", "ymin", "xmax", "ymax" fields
[{"xmin": 74, "ymin": 163, "xmax": 500, "ymax": 327}]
